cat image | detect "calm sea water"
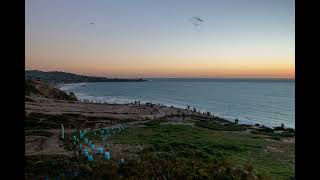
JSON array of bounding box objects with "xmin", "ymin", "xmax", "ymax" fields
[{"xmin": 60, "ymin": 78, "xmax": 295, "ymax": 128}]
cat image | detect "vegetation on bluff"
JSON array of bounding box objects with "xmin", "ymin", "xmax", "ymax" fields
[
  {"xmin": 195, "ymin": 121, "xmax": 247, "ymax": 131},
  {"xmin": 25, "ymin": 79, "xmax": 78, "ymax": 101},
  {"xmin": 25, "ymin": 122, "xmax": 294, "ymax": 179},
  {"xmin": 26, "ymin": 152, "xmax": 266, "ymax": 179}
]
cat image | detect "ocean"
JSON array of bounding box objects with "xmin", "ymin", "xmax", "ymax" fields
[{"xmin": 60, "ymin": 78, "xmax": 295, "ymax": 128}]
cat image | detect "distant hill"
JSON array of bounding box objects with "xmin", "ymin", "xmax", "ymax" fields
[{"xmin": 25, "ymin": 70, "xmax": 146, "ymax": 84}]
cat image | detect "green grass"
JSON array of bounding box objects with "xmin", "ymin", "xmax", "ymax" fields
[
  {"xmin": 195, "ymin": 121, "xmax": 247, "ymax": 131},
  {"xmin": 28, "ymin": 123, "xmax": 294, "ymax": 179},
  {"xmin": 143, "ymin": 119, "xmax": 167, "ymax": 126},
  {"xmin": 105, "ymin": 124, "xmax": 294, "ymax": 179},
  {"xmin": 26, "ymin": 152, "xmax": 266, "ymax": 180}
]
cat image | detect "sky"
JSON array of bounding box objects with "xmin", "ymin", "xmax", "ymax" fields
[{"xmin": 25, "ymin": 0, "xmax": 295, "ymax": 78}]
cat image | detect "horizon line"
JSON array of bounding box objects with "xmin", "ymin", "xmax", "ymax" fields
[{"xmin": 25, "ymin": 69, "xmax": 295, "ymax": 80}]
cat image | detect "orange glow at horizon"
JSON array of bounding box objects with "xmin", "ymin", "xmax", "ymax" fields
[{"xmin": 26, "ymin": 59, "xmax": 295, "ymax": 79}]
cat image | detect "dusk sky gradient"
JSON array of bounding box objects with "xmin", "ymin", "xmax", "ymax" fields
[{"xmin": 25, "ymin": 0, "xmax": 294, "ymax": 78}]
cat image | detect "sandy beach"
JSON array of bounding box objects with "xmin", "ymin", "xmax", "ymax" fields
[{"xmin": 25, "ymin": 96, "xmax": 209, "ymax": 123}]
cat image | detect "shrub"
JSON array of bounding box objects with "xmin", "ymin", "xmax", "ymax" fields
[
  {"xmin": 259, "ymin": 126, "xmax": 274, "ymax": 133},
  {"xmin": 286, "ymin": 128, "xmax": 295, "ymax": 133},
  {"xmin": 195, "ymin": 121, "xmax": 246, "ymax": 131},
  {"xmin": 274, "ymin": 126, "xmax": 285, "ymax": 131},
  {"xmin": 26, "ymin": 151, "xmax": 268, "ymax": 179}
]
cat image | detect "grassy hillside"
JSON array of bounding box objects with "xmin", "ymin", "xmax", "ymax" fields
[
  {"xmin": 100, "ymin": 123, "xmax": 294, "ymax": 179},
  {"xmin": 25, "ymin": 121, "xmax": 294, "ymax": 179}
]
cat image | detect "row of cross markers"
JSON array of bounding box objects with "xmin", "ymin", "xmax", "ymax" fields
[{"xmin": 72, "ymin": 124, "xmax": 128, "ymax": 162}]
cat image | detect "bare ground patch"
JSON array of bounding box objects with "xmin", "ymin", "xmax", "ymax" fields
[{"xmin": 25, "ymin": 129, "xmax": 69, "ymax": 156}]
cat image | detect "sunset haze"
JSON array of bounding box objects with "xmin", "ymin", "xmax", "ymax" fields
[{"xmin": 25, "ymin": 0, "xmax": 294, "ymax": 78}]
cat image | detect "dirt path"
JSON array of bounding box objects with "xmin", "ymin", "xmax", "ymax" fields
[
  {"xmin": 25, "ymin": 129, "xmax": 71, "ymax": 156},
  {"xmin": 25, "ymin": 121, "xmax": 145, "ymax": 156}
]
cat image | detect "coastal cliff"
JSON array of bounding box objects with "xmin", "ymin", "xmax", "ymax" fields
[
  {"xmin": 25, "ymin": 70, "xmax": 146, "ymax": 84},
  {"xmin": 25, "ymin": 79, "xmax": 78, "ymax": 101}
]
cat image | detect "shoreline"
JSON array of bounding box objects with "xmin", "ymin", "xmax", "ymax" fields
[
  {"xmin": 26, "ymin": 95, "xmax": 294, "ymax": 130},
  {"xmin": 65, "ymin": 94, "xmax": 295, "ymax": 129},
  {"xmin": 58, "ymin": 81, "xmax": 294, "ymax": 129}
]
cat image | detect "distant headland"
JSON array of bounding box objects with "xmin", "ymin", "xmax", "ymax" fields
[{"xmin": 25, "ymin": 70, "xmax": 146, "ymax": 84}]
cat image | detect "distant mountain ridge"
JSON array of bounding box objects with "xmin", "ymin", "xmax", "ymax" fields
[{"xmin": 25, "ymin": 70, "xmax": 146, "ymax": 84}]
